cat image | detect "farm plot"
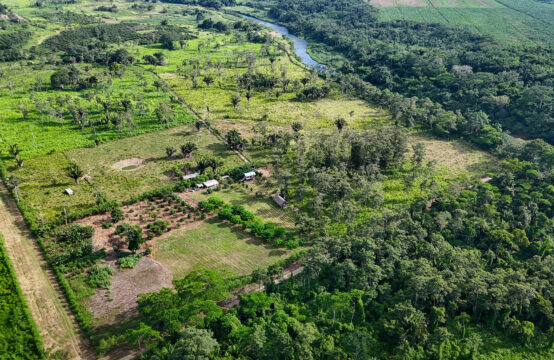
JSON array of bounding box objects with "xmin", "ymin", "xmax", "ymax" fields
[
  {"xmin": 374, "ymin": 0, "xmax": 554, "ymax": 45},
  {"xmin": 154, "ymin": 218, "xmax": 290, "ymax": 279},
  {"xmin": 9, "ymin": 124, "xmax": 242, "ymax": 224}
]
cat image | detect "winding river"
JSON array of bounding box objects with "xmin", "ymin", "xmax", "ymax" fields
[{"xmin": 241, "ymin": 14, "xmax": 328, "ymax": 71}]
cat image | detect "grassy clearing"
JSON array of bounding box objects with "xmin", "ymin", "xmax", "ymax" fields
[
  {"xmin": 190, "ymin": 184, "xmax": 295, "ymax": 228},
  {"xmin": 409, "ymin": 132, "xmax": 498, "ymax": 179},
  {"xmin": 154, "ymin": 218, "xmax": 290, "ymax": 279},
  {"xmin": 10, "ymin": 125, "xmax": 243, "ymax": 223}
]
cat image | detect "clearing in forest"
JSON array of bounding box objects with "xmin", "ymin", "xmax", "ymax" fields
[{"xmin": 154, "ymin": 218, "xmax": 290, "ymax": 279}]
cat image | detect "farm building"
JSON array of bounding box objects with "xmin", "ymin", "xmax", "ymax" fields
[
  {"xmin": 243, "ymin": 171, "xmax": 256, "ymax": 181},
  {"xmin": 183, "ymin": 172, "xmax": 200, "ymax": 180},
  {"xmin": 203, "ymin": 180, "xmax": 220, "ymax": 189},
  {"xmin": 272, "ymin": 194, "xmax": 287, "ymax": 208}
]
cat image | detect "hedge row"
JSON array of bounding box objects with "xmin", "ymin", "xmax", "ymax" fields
[
  {"xmin": 199, "ymin": 196, "xmax": 304, "ymax": 249},
  {"xmin": 0, "ymin": 233, "xmax": 44, "ymax": 359}
]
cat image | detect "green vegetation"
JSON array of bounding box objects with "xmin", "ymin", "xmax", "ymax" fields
[
  {"xmin": 154, "ymin": 219, "xmax": 290, "ymax": 278},
  {"xmin": 0, "ymin": 0, "xmax": 552, "ymax": 358},
  {"xmin": 373, "ymin": 0, "xmax": 554, "ymax": 45},
  {"xmin": 0, "ymin": 233, "xmax": 43, "ymax": 358}
]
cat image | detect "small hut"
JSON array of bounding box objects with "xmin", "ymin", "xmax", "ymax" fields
[
  {"xmin": 243, "ymin": 171, "xmax": 256, "ymax": 182},
  {"xmin": 203, "ymin": 179, "xmax": 220, "ymax": 189},
  {"xmin": 64, "ymin": 188, "xmax": 74, "ymax": 195},
  {"xmin": 272, "ymin": 194, "xmax": 287, "ymax": 208}
]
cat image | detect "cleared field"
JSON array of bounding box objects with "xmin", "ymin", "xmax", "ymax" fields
[
  {"xmin": 154, "ymin": 219, "xmax": 290, "ymax": 279},
  {"xmin": 373, "ymin": 0, "xmax": 554, "ymax": 45},
  {"xmin": 189, "ymin": 185, "xmax": 295, "ymax": 228},
  {"xmin": 11, "ymin": 124, "xmax": 243, "ymax": 223}
]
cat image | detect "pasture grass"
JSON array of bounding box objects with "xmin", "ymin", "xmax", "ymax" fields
[
  {"xmin": 154, "ymin": 218, "xmax": 291, "ymax": 279},
  {"xmin": 0, "ymin": 62, "xmax": 193, "ymax": 159},
  {"xmin": 10, "ymin": 125, "xmax": 243, "ymax": 223}
]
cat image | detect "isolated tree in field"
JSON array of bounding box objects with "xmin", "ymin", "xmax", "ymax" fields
[
  {"xmin": 231, "ymin": 93, "xmax": 241, "ymax": 109},
  {"xmin": 301, "ymin": 77, "xmax": 309, "ymax": 88},
  {"xmin": 291, "ymin": 122, "xmax": 303, "ymax": 133},
  {"xmin": 115, "ymin": 223, "xmax": 145, "ymax": 251},
  {"xmin": 225, "ymin": 130, "xmax": 246, "ymax": 150},
  {"xmin": 67, "ymin": 162, "xmax": 84, "ymax": 185},
  {"xmin": 245, "ymin": 90, "xmax": 252, "ymax": 104},
  {"xmin": 8, "ymin": 144, "xmax": 21, "ymax": 162},
  {"xmin": 203, "ymin": 75, "xmax": 214, "ymax": 87},
  {"xmin": 17, "ymin": 102, "xmax": 30, "ymax": 120},
  {"xmin": 165, "ymin": 146, "xmax": 176, "ymax": 159},
  {"xmin": 180, "ymin": 142, "xmax": 197, "ymax": 158},
  {"xmin": 96, "ymin": 96, "xmax": 112, "ymax": 124},
  {"xmin": 194, "ymin": 120, "xmax": 203, "ymax": 131},
  {"xmin": 334, "ymin": 117, "xmax": 346, "ymax": 134},
  {"xmin": 155, "ymin": 102, "xmax": 174, "ymax": 128},
  {"xmin": 7, "ymin": 176, "xmax": 22, "ymax": 202}
]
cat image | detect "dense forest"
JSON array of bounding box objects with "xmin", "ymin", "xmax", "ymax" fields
[{"xmin": 265, "ymin": 0, "xmax": 554, "ymax": 145}]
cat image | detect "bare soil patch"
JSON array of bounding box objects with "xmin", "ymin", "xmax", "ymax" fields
[
  {"xmin": 268, "ymin": 31, "xmax": 282, "ymax": 37},
  {"xmin": 160, "ymin": 72, "xmax": 178, "ymax": 78},
  {"xmin": 101, "ymin": 17, "xmax": 118, "ymax": 23},
  {"xmin": 86, "ymin": 256, "xmax": 172, "ymax": 327},
  {"xmin": 111, "ymin": 157, "xmax": 144, "ymax": 171}
]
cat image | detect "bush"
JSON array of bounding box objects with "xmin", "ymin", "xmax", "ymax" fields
[
  {"xmin": 57, "ymin": 224, "xmax": 94, "ymax": 244},
  {"xmin": 117, "ymin": 253, "xmax": 142, "ymax": 269},
  {"xmin": 147, "ymin": 220, "xmax": 169, "ymax": 238},
  {"xmin": 111, "ymin": 208, "xmax": 124, "ymax": 223},
  {"xmin": 87, "ymin": 265, "xmax": 114, "ymax": 289}
]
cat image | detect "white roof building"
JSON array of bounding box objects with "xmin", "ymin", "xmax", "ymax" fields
[
  {"xmin": 183, "ymin": 172, "xmax": 200, "ymax": 180},
  {"xmin": 203, "ymin": 179, "xmax": 220, "ymax": 188},
  {"xmin": 64, "ymin": 188, "xmax": 74, "ymax": 195}
]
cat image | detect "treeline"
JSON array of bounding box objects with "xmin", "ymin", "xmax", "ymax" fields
[
  {"xmin": 0, "ymin": 233, "xmax": 43, "ymax": 358},
  {"xmin": 154, "ymin": 0, "xmax": 237, "ymax": 9},
  {"xmin": 265, "ymin": 0, "xmax": 554, "ymax": 145},
  {"xmin": 36, "ymin": 23, "xmax": 194, "ymax": 63}
]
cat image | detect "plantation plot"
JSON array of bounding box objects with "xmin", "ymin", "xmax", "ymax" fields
[{"xmin": 154, "ymin": 219, "xmax": 291, "ymax": 279}]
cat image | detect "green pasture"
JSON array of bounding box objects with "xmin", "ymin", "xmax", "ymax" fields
[
  {"xmin": 10, "ymin": 125, "xmax": 243, "ymax": 223},
  {"xmin": 0, "ymin": 62, "xmax": 193, "ymax": 159},
  {"xmin": 154, "ymin": 218, "xmax": 291, "ymax": 279}
]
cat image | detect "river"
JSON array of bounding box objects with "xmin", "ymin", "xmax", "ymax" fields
[{"xmin": 241, "ymin": 14, "xmax": 328, "ymax": 71}]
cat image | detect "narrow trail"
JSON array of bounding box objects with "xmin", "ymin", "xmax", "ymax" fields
[
  {"xmin": 0, "ymin": 183, "xmax": 95, "ymax": 359},
  {"xmin": 144, "ymin": 67, "xmax": 250, "ymax": 163}
]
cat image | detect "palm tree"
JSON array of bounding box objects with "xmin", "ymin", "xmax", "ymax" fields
[
  {"xmin": 180, "ymin": 142, "xmax": 197, "ymax": 158},
  {"xmin": 334, "ymin": 116, "xmax": 346, "ymax": 134},
  {"xmin": 231, "ymin": 93, "xmax": 241, "ymax": 109},
  {"xmin": 207, "ymin": 157, "xmax": 223, "ymax": 174},
  {"xmin": 67, "ymin": 162, "xmax": 84, "ymax": 185},
  {"xmin": 165, "ymin": 146, "xmax": 176, "ymax": 159},
  {"xmin": 194, "ymin": 120, "xmax": 203, "ymax": 131},
  {"xmin": 8, "ymin": 144, "xmax": 21, "ymax": 161}
]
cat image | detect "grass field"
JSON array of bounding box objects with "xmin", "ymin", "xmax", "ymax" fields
[
  {"xmin": 0, "ymin": 62, "xmax": 194, "ymax": 159},
  {"xmin": 372, "ymin": 0, "xmax": 554, "ymax": 45},
  {"xmin": 154, "ymin": 218, "xmax": 290, "ymax": 279},
  {"xmin": 10, "ymin": 124, "xmax": 243, "ymax": 223}
]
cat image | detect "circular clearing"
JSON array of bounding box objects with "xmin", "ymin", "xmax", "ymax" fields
[{"xmin": 112, "ymin": 158, "xmax": 144, "ymax": 171}]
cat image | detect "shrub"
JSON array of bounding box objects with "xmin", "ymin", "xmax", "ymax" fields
[
  {"xmin": 57, "ymin": 224, "xmax": 94, "ymax": 244},
  {"xmin": 111, "ymin": 208, "xmax": 124, "ymax": 223},
  {"xmin": 117, "ymin": 253, "xmax": 142, "ymax": 269},
  {"xmin": 87, "ymin": 265, "xmax": 114, "ymax": 289},
  {"xmin": 148, "ymin": 220, "xmax": 169, "ymax": 237},
  {"xmin": 102, "ymin": 222, "xmax": 112, "ymax": 229}
]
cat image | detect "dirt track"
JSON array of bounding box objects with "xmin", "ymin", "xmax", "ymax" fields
[{"xmin": 0, "ymin": 183, "xmax": 94, "ymax": 359}]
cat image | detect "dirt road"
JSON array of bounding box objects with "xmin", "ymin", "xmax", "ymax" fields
[{"xmin": 0, "ymin": 183, "xmax": 94, "ymax": 359}]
